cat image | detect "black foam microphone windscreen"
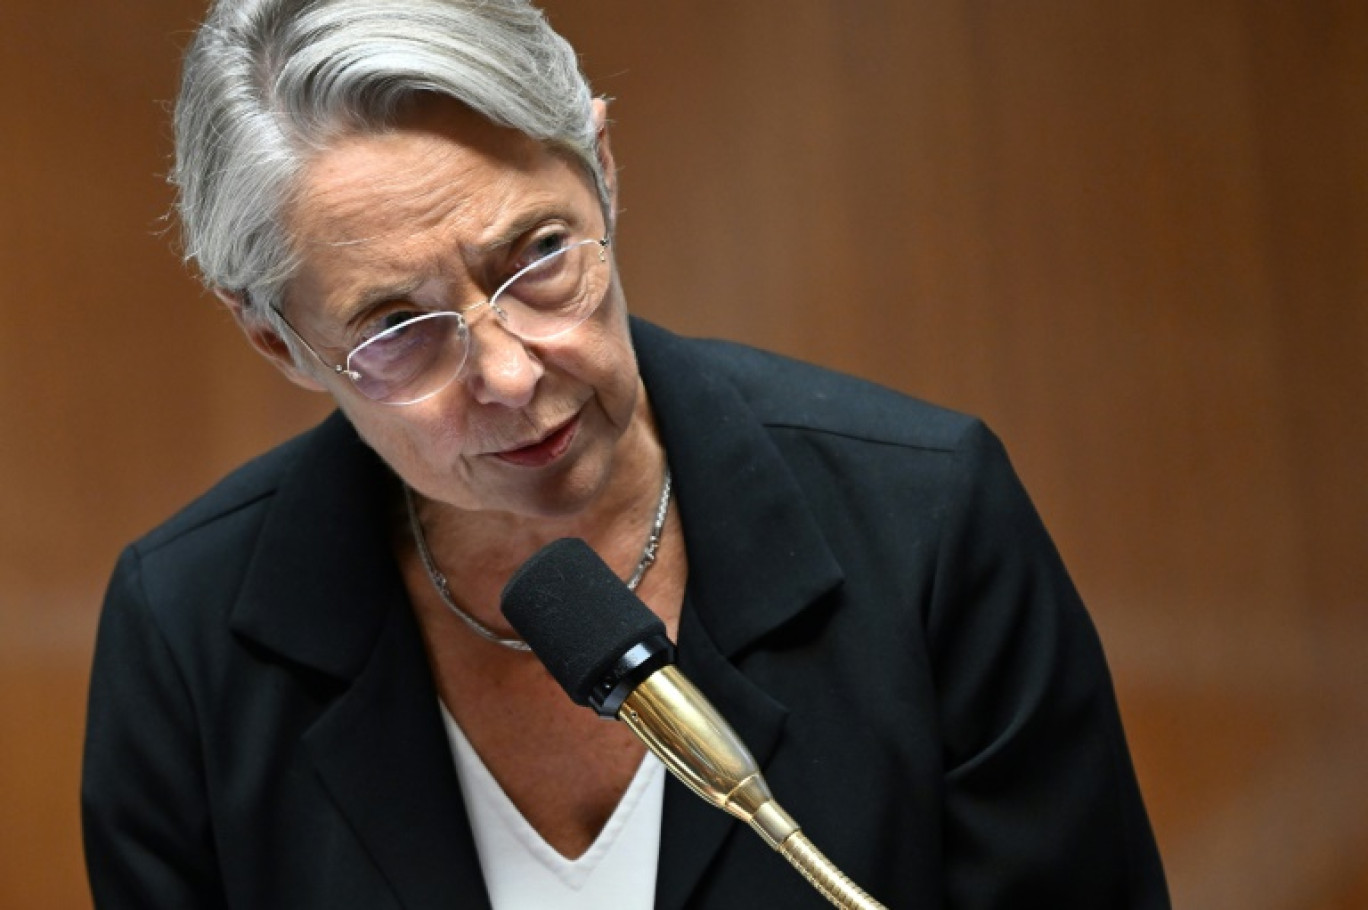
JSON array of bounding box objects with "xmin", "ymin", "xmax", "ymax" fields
[{"xmin": 501, "ymin": 537, "xmax": 666, "ymax": 706}]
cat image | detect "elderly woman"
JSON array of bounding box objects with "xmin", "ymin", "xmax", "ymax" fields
[{"xmin": 82, "ymin": 1, "xmax": 1168, "ymax": 908}]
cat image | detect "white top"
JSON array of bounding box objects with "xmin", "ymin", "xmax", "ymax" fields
[{"xmin": 440, "ymin": 704, "xmax": 665, "ymax": 910}]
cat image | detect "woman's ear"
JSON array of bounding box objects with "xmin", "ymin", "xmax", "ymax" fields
[
  {"xmin": 213, "ymin": 288, "xmax": 326, "ymax": 392},
  {"xmin": 590, "ymin": 97, "xmax": 619, "ymax": 225}
]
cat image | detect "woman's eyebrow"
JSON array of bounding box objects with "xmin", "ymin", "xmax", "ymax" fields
[
  {"xmin": 469, "ymin": 202, "xmax": 581, "ymax": 255},
  {"xmin": 332, "ymin": 277, "xmax": 428, "ymax": 332}
]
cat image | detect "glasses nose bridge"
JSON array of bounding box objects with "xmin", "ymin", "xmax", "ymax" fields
[
  {"xmin": 459, "ymin": 290, "xmax": 517, "ymax": 331},
  {"xmin": 454, "ymin": 289, "xmax": 534, "ymax": 376}
]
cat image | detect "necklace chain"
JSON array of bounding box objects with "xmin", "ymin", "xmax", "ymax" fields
[{"xmin": 404, "ymin": 467, "xmax": 673, "ymax": 652}]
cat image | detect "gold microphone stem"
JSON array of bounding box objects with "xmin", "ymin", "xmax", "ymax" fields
[
  {"xmin": 619, "ymin": 667, "xmax": 887, "ymax": 910},
  {"xmin": 776, "ymin": 830, "xmax": 886, "ymax": 910}
]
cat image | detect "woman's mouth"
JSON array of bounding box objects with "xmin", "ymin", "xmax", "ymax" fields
[{"xmin": 493, "ymin": 415, "xmax": 580, "ymax": 467}]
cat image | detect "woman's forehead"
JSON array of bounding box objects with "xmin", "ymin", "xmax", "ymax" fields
[
  {"xmin": 279, "ymin": 101, "xmax": 603, "ymax": 325},
  {"xmin": 286, "ymin": 102, "xmax": 582, "ymax": 250}
]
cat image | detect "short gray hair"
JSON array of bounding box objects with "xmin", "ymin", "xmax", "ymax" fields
[{"xmin": 172, "ymin": 0, "xmax": 603, "ymax": 332}]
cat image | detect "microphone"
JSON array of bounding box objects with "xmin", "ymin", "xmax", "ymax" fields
[{"xmin": 501, "ymin": 537, "xmax": 886, "ymax": 910}]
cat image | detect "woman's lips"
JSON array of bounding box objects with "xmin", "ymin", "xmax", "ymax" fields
[{"xmin": 493, "ymin": 415, "xmax": 580, "ymax": 467}]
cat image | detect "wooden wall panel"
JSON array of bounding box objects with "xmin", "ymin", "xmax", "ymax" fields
[{"xmin": 2, "ymin": 1, "xmax": 1363, "ymax": 906}]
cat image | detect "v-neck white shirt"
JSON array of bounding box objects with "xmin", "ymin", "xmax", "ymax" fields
[{"xmin": 440, "ymin": 704, "xmax": 665, "ymax": 910}]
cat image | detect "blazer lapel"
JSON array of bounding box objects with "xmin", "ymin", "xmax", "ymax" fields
[
  {"xmin": 653, "ymin": 603, "xmax": 791, "ymax": 910},
  {"xmin": 229, "ymin": 413, "xmax": 489, "ymax": 908},
  {"xmin": 634, "ymin": 321, "xmax": 845, "ymax": 909},
  {"xmin": 303, "ymin": 599, "xmax": 491, "ymax": 909}
]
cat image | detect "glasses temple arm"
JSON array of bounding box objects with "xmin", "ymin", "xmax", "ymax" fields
[{"xmin": 269, "ymin": 306, "xmax": 357, "ymax": 378}]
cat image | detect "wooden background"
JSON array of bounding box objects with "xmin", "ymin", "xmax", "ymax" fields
[{"xmin": 2, "ymin": 1, "xmax": 1364, "ymax": 905}]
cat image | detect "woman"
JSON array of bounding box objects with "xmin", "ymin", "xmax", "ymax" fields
[{"xmin": 83, "ymin": 1, "xmax": 1168, "ymax": 907}]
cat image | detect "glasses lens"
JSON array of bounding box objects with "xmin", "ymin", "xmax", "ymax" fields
[
  {"xmin": 494, "ymin": 239, "xmax": 609, "ymax": 341},
  {"xmin": 346, "ymin": 311, "xmax": 469, "ymax": 405}
]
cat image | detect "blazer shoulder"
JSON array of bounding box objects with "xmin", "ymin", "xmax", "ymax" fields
[
  {"xmin": 131, "ymin": 417, "xmax": 328, "ymax": 557},
  {"xmin": 688, "ymin": 336, "xmax": 978, "ymax": 452}
]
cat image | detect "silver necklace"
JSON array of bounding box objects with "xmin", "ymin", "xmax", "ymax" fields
[{"xmin": 404, "ymin": 467, "xmax": 673, "ymax": 652}]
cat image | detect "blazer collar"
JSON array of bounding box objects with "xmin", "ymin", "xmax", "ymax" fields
[
  {"xmin": 633, "ymin": 319, "xmax": 845, "ymax": 909},
  {"xmin": 633, "ymin": 318, "xmax": 844, "ymax": 658},
  {"xmin": 227, "ymin": 413, "xmax": 491, "ymax": 906},
  {"xmin": 228, "ymin": 411, "xmax": 401, "ymax": 679}
]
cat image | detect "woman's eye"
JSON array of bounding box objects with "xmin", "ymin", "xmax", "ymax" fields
[
  {"xmin": 381, "ymin": 309, "xmax": 423, "ymax": 331},
  {"xmin": 515, "ymin": 232, "xmax": 570, "ymax": 270},
  {"xmin": 360, "ymin": 308, "xmax": 424, "ymax": 342}
]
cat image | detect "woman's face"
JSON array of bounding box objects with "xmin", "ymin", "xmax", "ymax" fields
[{"xmin": 266, "ymin": 98, "xmax": 644, "ymax": 520}]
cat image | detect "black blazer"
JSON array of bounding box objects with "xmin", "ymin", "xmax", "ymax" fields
[{"xmin": 83, "ymin": 319, "xmax": 1168, "ymax": 908}]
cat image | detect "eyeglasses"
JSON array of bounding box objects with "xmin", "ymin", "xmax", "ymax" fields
[{"xmin": 274, "ymin": 235, "xmax": 611, "ymax": 406}]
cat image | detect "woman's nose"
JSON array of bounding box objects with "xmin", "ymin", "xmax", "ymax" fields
[{"xmin": 462, "ymin": 318, "xmax": 543, "ymax": 407}]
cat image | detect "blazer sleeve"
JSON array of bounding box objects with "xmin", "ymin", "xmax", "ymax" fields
[
  {"xmin": 925, "ymin": 422, "xmax": 1169, "ymax": 908},
  {"xmin": 82, "ymin": 546, "xmax": 229, "ymax": 909}
]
